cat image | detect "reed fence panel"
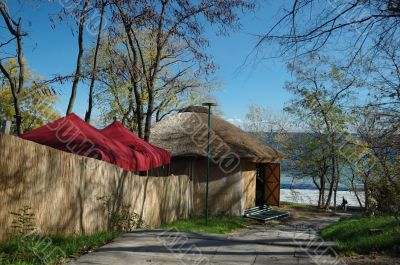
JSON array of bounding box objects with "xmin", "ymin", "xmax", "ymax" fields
[{"xmin": 0, "ymin": 134, "xmax": 192, "ymax": 241}]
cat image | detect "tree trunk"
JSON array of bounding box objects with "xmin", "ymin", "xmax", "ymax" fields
[
  {"xmin": 350, "ymin": 170, "xmax": 364, "ymax": 208},
  {"xmin": 364, "ymin": 176, "xmax": 370, "ymax": 213},
  {"xmin": 136, "ymin": 107, "xmax": 143, "ymax": 138},
  {"xmin": 67, "ymin": 0, "xmax": 89, "ymax": 115},
  {"xmin": 143, "ymin": 89, "xmax": 154, "ymax": 142},
  {"xmin": 85, "ymin": 1, "xmax": 105, "ymax": 123},
  {"xmin": 15, "ymin": 21, "xmax": 24, "ymax": 135},
  {"xmin": 320, "ymin": 175, "xmax": 325, "ymax": 208},
  {"xmin": 318, "ymin": 187, "xmax": 322, "ymax": 208},
  {"xmin": 325, "ymin": 134, "xmax": 336, "ymax": 209},
  {"xmin": 312, "ymin": 176, "xmax": 323, "ymax": 208},
  {"xmin": 13, "ymin": 96, "xmax": 22, "ymax": 135},
  {"xmin": 333, "ymin": 157, "xmax": 340, "ymax": 213},
  {"xmin": 325, "ymin": 177, "xmax": 334, "ymax": 209},
  {"xmin": 132, "ymin": 82, "xmax": 143, "ymax": 138},
  {"xmin": 314, "ymin": 177, "xmax": 321, "ymax": 207},
  {"xmin": 142, "ymin": 2, "xmax": 167, "ymax": 142},
  {"xmin": 116, "ymin": 3, "xmax": 144, "ymax": 138}
]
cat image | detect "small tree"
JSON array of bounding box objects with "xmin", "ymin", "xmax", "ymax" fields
[
  {"xmin": 0, "ymin": 61, "xmax": 59, "ymax": 133},
  {"xmin": 284, "ymin": 54, "xmax": 355, "ymax": 210},
  {"xmin": 0, "ymin": 0, "xmax": 28, "ymax": 135}
]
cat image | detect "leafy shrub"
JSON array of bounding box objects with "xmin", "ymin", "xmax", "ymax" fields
[
  {"xmin": 9, "ymin": 206, "xmax": 36, "ymax": 237},
  {"xmin": 98, "ymin": 195, "xmax": 145, "ymax": 232}
]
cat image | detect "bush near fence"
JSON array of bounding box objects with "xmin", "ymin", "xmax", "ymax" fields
[{"xmin": 0, "ymin": 134, "xmax": 192, "ymax": 241}]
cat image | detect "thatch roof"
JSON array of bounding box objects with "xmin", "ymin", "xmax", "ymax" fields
[{"xmin": 150, "ymin": 106, "xmax": 284, "ymax": 163}]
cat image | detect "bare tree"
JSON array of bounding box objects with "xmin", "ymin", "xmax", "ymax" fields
[
  {"xmin": 0, "ymin": 0, "xmax": 27, "ymax": 135},
  {"xmin": 258, "ymin": 0, "xmax": 400, "ymax": 63},
  {"xmin": 66, "ymin": 0, "xmax": 90, "ymax": 115},
  {"xmin": 91, "ymin": 30, "xmax": 217, "ymax": 132},
  {"xmin": 85, "ymin": 0, "xmax": 107, "ymax": 122},
  {"xmin": 110, "ymin": 0, "xmax": 255, "ymax": 141}
]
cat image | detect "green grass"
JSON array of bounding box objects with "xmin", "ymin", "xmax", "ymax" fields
[
  {"xmin": 281, "ymin": 201, "xmax": 314, "ymax": 208},
  {"xmin": 320, "ymin": 215, "xmax": 400, "ymax": 255},
  {"xmin": 161, "ymin": 216, "xmax": 247, "ymax": 234},
  {"xmin": 0, "ymin": 231, "xmax": 119, "ymax": 265}
]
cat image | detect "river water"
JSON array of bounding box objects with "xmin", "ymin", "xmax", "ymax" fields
[
  {"xmin": 280, "ymin": 174, "xmax": 365, "ymax": 207},
  {"xmin": 280, "ymin": 189, "xmax": 365, "ymax": 207}
]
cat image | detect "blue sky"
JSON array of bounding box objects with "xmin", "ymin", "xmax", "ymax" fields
[
  {"xmin": 204, "ymin": 1, "xmax": 292, "ymax": 124},
  {"xmin": 8, "ymin": 1, "xmax": 292, "ymax": 125}
]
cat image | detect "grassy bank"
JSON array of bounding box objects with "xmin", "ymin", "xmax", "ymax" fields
[
  {"xmin": 161, "ymin": 216, "xmax": 246, "ymax": 234},
  {"xmin": 0, "ymin": 231, "xmax": 119, "ymax": 265},
  {"xmin": 321, "ymin": 215, "xmax": 400, "ymax": 255},
  {"xmin": 281, "ymin": 201, "xmax": 319, "ymax": 209},
  {"xmin": 280, "ymin": 201, "xmax": 330, "ymax": 212}
]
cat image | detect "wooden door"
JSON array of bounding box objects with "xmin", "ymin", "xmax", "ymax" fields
[{"xmin": 264, "ymin": 163, "xmax": 280, "ymax": 206}]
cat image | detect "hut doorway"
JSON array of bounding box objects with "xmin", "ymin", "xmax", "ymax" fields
[
  {"xmin": 256, "ymin": 163, "xmax": 265, "ymax": 206},
  {"xmin": 256, "ymin": 163, "xmax": 281, "ymax": 207}
]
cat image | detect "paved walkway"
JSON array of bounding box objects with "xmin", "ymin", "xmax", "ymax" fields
[{"xmin": 70, "ymin": 217, "xmax": 345, "ymax": 265}]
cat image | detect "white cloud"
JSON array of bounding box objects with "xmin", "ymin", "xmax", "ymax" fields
[{"xmin": 226, "ymin": 117, "xmax": 244, "ymax": 128}]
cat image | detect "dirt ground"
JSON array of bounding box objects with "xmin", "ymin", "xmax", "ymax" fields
[{"xmin": 279, "ymin": 203, "xmax": 346, "ymax": 220}]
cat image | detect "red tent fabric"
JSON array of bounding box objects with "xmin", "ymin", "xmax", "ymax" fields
[
  {"xmin": 101, "ymin": 121, "xmax": 171, "ymax": 169},
  {"xmin": 20, "ymin": 113, "xmax": 139, "ymax": 171}
]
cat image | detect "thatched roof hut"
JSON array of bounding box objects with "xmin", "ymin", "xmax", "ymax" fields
[
  {"xmin": 150, "ymin": 106, "xmax": 284, "ymax": 162},
  {"xmin": 150, "ymin": 106, "xmax": 284, "ymax": 216}
]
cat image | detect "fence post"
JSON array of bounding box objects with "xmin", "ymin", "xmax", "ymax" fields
[{"xmin": 0, "ymin": 120, "xmax": 12, "ymax": 134}]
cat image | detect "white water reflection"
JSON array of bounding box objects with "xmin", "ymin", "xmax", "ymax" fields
[{"xmin": 281, "ymin": 189, "xmax": 365, "ymax": 207}]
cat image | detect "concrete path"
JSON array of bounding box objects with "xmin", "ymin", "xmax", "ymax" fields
[{"xmin": 70, "ymin": 224, "xmax": 345, "ymax": 265}]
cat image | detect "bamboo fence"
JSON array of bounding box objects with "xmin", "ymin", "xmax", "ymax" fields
[{"xmin": 0, "ymin": 134, "xmax": 192, "ymax": 241}]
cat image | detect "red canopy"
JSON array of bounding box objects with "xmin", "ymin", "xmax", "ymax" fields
[
  {"xmin": 20, "ymin": 114, "xmax": 138, "ymax": 171},
  {"xmin": 101, "ymin": 121, "xmax": 171, "ymax": 169}
]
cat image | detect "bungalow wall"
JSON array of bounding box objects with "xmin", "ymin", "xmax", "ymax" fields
[
  {"xmin": 171, "ymin": 157, "xmax": 257, "ymax": 216},
  {"xmin": 241, "ymin": 160, "xmax": 257, "ymax": 210},
  {"xmin": 170, "ymin": 157, "xmax": 281, "ymax": 215}
]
